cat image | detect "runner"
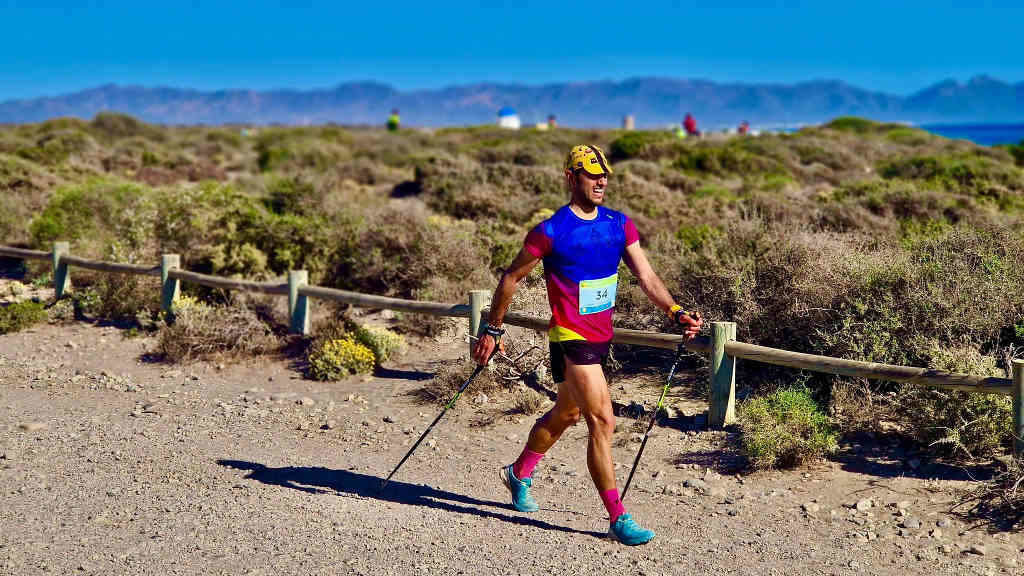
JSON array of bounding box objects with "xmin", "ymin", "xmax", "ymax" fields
[{"xmin": 472, "ymin": 144, "xmax": 703, "ymax": 545}]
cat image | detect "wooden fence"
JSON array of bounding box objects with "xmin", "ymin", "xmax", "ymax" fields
[{"xmin": 3, "ymin": 242, "xmax": 1023, "ymax": 454}]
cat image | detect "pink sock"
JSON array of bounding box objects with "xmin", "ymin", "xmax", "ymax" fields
[
  {"xmin": 600, "ymin": 488, "xmax": 627, "ymax": 523},
  {"xmin": 512, "ymin": 448, "xmax": 544, "ymax": 479}
]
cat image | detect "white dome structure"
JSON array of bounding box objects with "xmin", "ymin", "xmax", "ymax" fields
[{"xmin": 497, "ymin": 107, "xmax": 521, "ymax": 130}]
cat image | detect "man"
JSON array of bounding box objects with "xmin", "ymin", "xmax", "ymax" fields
[{"xmin": 472, "ymin": 144, "xmax": 703, "ymax": 545}]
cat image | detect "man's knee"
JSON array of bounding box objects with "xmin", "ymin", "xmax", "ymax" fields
[
  {"xmin": 583, "ymin": 409, "xmax": 614, "ymax": 437},
  {"xmin": 549, "ymin": 406, "xmax": 581, "ymax": 429}
]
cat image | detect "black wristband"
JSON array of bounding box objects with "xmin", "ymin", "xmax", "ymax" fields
[{"xmin": 484, "ymin": 324, "xmax": 505, "ymax": 338}]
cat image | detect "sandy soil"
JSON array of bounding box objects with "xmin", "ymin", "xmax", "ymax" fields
[{"xmin": 2, "ymin": 320, "xmax": 1023, "ymax": 576}]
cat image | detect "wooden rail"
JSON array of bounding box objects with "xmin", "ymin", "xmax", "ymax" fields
[
  {"xmin": 726, "ymin": 341, "xmax": 1013, "ymax": 396},
  {"xmin": 2, "ymin": 242, "xmax": 1022, "ymax": 449},
  {"xmin": 0, "ymin": 246, "xmax": 50, "ymax": 261},
  {"xmin": 167, "ymin": 268, "xmax": 289, "ymax": 295},
  {"xmin": 60, "ymin": 255, "xmax": 161, "ymax": 277},
  {"xmin": 299, "ymin": 285, "xmax": 470, "ymax": 317}
]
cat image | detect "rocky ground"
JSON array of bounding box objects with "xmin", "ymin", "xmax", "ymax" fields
[{"xmin": 2, "ymin": 320, "xmax": 1023, "ymax": 575}]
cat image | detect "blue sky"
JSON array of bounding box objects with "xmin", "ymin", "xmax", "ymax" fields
[{"xmin": 2, "ymin": 0, "xmax": 1022, "ymax": 101}]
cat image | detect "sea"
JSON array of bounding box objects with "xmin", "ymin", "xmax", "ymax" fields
[{"xmin": 919, "ymin": 124, "xmax": 1024, "ymax": 147}]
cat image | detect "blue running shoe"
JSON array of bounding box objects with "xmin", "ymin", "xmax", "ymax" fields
[
  {"xmin": 608, "ymin": 513, "xmax": 655, "ymax": 546},
  {"xmin": 499, "ymin": 464, "xmax": 539, "ymax": 512}
]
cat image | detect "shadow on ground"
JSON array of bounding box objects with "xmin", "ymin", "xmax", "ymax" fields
[{"xmin": 217, "ymin": 459, "xmax": 604, "ymax": 538}]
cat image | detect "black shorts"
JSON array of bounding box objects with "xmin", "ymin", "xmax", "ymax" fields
[{"xmin": 549, "ymin": 340, "xmax": 611, "ymax": 384}]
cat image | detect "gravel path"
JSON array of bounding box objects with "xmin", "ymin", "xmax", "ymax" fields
[{"xmin": 2, "ymin": 323, "xmax": 1022, "ymax": 575}]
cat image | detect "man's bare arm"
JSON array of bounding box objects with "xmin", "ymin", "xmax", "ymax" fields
[
  {"xmin": 471, "ymin": 247, "xmax": 541, "ymax": 364},
  {"xmin": 622, "ymin": 242, "xmax": 675, "ymax": 313},
  {"xmin": 623, "ymin": 241, "xmax": 703, "ymax": 339}
]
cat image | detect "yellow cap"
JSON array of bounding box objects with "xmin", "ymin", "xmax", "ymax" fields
[{"xmin": 565, "ymin": 144, "xmax": 612, "ymax": 176}]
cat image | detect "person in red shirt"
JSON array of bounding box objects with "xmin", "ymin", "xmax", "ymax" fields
[{"xmin": 683, "ymin": 113, "xmax": 699, "ymax": 136}]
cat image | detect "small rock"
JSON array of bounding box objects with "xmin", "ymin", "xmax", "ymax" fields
[
  {"xmin": 323, "ymin": 420, "xmax": 337, "ymax": 430},
  {"xmin": 896, "ymin": 500, "xmax": 911, "ymax": 511},
  {"xmin": 426, "ymin": 438, "xmax": 437, "ymax": 449},
  {"xmin": 930, "ymin": 529, "xmax": 942, "ymax": 539},
  {"xmin": 297, "ymin": 422, "xmax": 310, "ymax": 431},
  {"xmin": 855, "ymin": 498, "xmax": 873, "ymax": 512},
  {"xmin": 651, "ymin": 469, "xmax": 662, "ymax": 478},
  {"xmin": 65, "ymin": 341, "xmax": 77, "ymax": 350},
  {"xmin": 18, "ymin": 422, "xmax": 46, "ymax": 432},
  {"xmin": 966, "ymin": 544, "xmax": 986, "ymax": 556},
  {"xmin": 402, "ymin": 427, "xmax": 414, "ymax": 435},
  {"xmin": 161, "ymin": 370, "xmax": 183, "ymax": 380},
  {"xmin": 630, "ymin": 433, "xmax": 644, "ymax": 443},
  {"xmin": 472, "ymin": 392, "xmax": 488, "ymax": 406},
  {"xmin": 684, "ymin": 478, "xmax": 709, "ymax": 493},
  {"xmin": 802, "ymin": 502, "xmax": 820, "ymax": 514},
  {"xmin": 939, "ymin": 544, "xmax": 953, "ymax": 554},
  {"xmin": 901, "ymin": 517, "xmax": 921, "ymax": 530},
  {"xmin": 298, "ymin": 397, "xmax": 315, "ymax": 406},
  {"xmin": 936, "ymin": 517, "xmax": 952, "ymax": 528},
  {"xmin": 383, "ymin": 415, "xmax": 395, "ymax": 423},
  {"xmin": 504, "ymin": 434, "xmax": 518, "ymax": 441}
]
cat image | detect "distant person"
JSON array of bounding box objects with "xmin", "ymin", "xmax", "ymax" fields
[
  {"xmin": 683, "ymin": 113, "xmax": 700, "ymax": 137},
  {"xmin": 473, "ymin": 144, "xmax": 704, "ymax": 546},
  {"xmin": 738, "ymin": 121, "xmax": 750, "ymax": 135},
  {"xmin": 386, "ymin": 109, "xmax": 400, "ymax": 132},
  {"xmin": 547, "ymin": 114, "xmax": 558, "ymax": 129}
]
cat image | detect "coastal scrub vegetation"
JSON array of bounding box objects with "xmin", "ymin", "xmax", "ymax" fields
[{"xmin": 2, "ymin": 114, "xmax": 1023, "ymax": 465}]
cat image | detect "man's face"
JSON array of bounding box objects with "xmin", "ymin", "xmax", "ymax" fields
[{"xmin": 569, "ymin": 170, "xmax": 609, "ymax": 205}]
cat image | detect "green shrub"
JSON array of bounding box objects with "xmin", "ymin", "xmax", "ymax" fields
[
  {"xmin": 740, "ymin": 387, "xmax": 838, "ymax": 470},
  {"xmin": 29, "ymin": 178, "xmax": 152, "ymax": 251},
  {"xmin": 825, "ymin": 117, "xmax": 879, "ymax": 133},
  {"xmin": 17, "ymin": 130, "xmax": 99, "ymax": 166},
  {"xmin": 0, "ymin": 300, "xmax": 47, "ymax": 334},
  {"xmin": 675, "ymin": 224, "xmax": 721, "ymax": 250},
  {"xmin": 352, "ymin": 324, "xmax": 405, "ymax": 364},
  {"xmin": 609, "ymin": 131, "xmax": 673, "ymax": 160},
  {"xmin": 824, "ymin": 116, "xmax": 907, "ymax": 135},
  {"xmin": 308, "ymin": 336, "xmax": 376, "ymax": 380},
  {"xmin": 673, "ymin": 144, "xmax": 788, "ymax": 179},
  {"xmin": 89, "ymin": 112, "xmax": 163, "ymax": 141}
]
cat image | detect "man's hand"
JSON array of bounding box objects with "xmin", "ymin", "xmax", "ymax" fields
[
  {"xmin": 675, "ymin": 310, "xmax": 703, "ymax": 341},
  {"xmin": 471, "ymin": 333, "xmax": 505, "ymax": 365}
]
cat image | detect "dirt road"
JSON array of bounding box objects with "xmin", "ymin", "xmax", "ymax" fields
[{"xmin": 1, "ymin": 322, "xmax": 1021, "ymax": 575}]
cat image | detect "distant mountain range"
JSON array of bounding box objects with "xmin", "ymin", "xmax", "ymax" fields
[{"xmin": 1, "ymin": 75, "xmax": 1022, "ymax": 127}]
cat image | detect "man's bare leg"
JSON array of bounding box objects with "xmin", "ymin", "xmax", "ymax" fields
[
  {"xmin": 523, "ymin": 380, "xmax": 581, "ymax": 454},
  {"xmin": 560, "ymin": 360, "xmax": 616, "ymax": 491}
]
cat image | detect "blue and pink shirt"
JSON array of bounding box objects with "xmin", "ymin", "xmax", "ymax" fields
[{"xmin": 524, "ymin": 205, "xmax": 640, "ymax": 343}]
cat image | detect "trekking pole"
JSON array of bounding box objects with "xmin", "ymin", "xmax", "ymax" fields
[
  {"xmin": 380, "ymin": 352, "xmax": 494, "ymax": 492},
  {"xmin": 620, "ymin": 321, "xmax": 697, "ymax": 501}
]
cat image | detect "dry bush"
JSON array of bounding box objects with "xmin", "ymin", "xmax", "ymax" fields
[
  {"xmin": 509, "ymin": 387, "xmax": 546, "ymax": 415},
  {"xmin": 156, "ymin": 296, "xmax": 279, "ymax": 362},
  {"xmin": 415, "ymin": 360, "xmax": 500, "ymax": 407},
  {"xmin": 962, "ymin": 457, "xmax": 1024, "ymax": 530}
]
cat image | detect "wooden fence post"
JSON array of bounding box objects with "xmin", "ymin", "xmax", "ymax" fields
[
  {"xmin": 469, "ymin": 289, "xmax": 489, "ymax": 358},
  {"xmin": 288, "ymin": 270, "xmax": 310, "ymax": 335},
  {"xmin": 160, "ymin": 254, "xmax": 180, "ymax": 315},
  {"xmin": 709, "ymin": 321, "xmax": 737, "ymax": 428},
  {"xmin": 1014, "ymin": 359, "xmax": 1024, "ymax": 457},
  {"xmin": 52, "ymin": 241, "xmax": 69, "ymax": 299}
]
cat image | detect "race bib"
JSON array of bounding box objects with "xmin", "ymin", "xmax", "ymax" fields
[{"xmin": 579, "ymin": 273, "xmax": 618, "ymax": 315}]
